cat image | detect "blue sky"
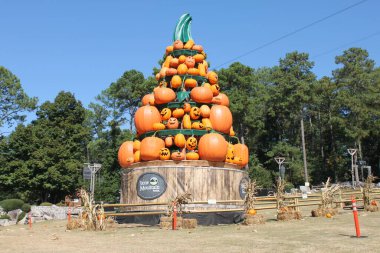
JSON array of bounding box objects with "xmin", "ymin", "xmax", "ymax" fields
[{"xmin": 1, "ymin": 0, "xmax": 379, "ymax": 129}]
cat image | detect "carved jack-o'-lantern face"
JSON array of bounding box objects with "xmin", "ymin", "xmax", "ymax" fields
[
  {"xmin": 186, "ymin": 136, "xmax": 198, "ymax": 150},
  {"xmin": 171, "ymin": 151, "xmax": 185, "ymax": 161},
  {"xmin": 226, "ymin": 143, "xmax": 235, "ymax": 163},
  {"xmin": 159, "ymin": 148, "xmax": 170, "ymax": 160},
  {"xmin": 167, "ymin": 117, "xmax": 179, "ymax": 129},
  {"xmin": 185, "ymin": 56, "xmax": 195, "ymax": 68},
  {"xmin": 211, "ymin": 84, "xmax": 220, "ymax": 96},
  {"xmin": 160, "ymin": 108, "xmax": 171, "ymax": 120},
  {"xmin": 190, "ymin": 107, "xmax": 201, "ymax": 120},
  {"xmin": 233, "ymin": 156, "xmax": 243, "ymax": 166}
]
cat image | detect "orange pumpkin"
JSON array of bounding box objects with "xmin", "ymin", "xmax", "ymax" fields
[
  {"xmin": 183, "ymin": 103, "xmax": 191, "ymax": 113},
  {"xmin": 198, "ymin": 133, "xmax": 228, "ymax": 161},
  {"xmin": 166, "ymin": 117, "xmax": 179, "ymax": 129},
  {"xmin": 191, "ymin": 121, "xmax": 204, "ymax": 130},
  {"xmin": 192, "ymin": 44, "xmax": 203, "ymax": 52},
  {"xmin": 210, "ymin": 84, "xmax": 220, "ymax": 96},
  {"xmin": 133, "ymin": 140, "xmax": 141, "ymax": 152},
  {"xmin": 154, "ymin": 87, "xmax": 176, "ymax": 104},
  {"xmin": 166, "ymin": 45, "xmax": 173, "ymax": 55},
  {"xmin": 210, "ymin": 105, "xmax": 232, "ymax": 134},
  {"xmin": 159, "ymin": 67, "xmax": 168, "ymax": 78},
  {"xmin": 118, "ymin": 141, "xmax": 134, "ymax": 167},
  {"xmin": 187, "ymin": 68, "xmax": 200, "ymax": 76},
  {"xmin": 185, "ymin": 56, "xmax": 195, "ymax": 68},
  {"xmin": 201, "ymin": 118, "xmax": 213, "ymax": 130},
  {"xmin": 163, "ymin": 55, "xmax": 173, "ymax": 68},
  {"xmin": 233, "ymin": 156, "xmax": 244, "ymax": 167},
  {"xmin": 159, "ymin": 148, "xmax": 171, "ymax": 160},
  {"xmin": 178, "ymin": 55, "xmax": 186, "ymax": 64},
  {"xmin": 190, "ymin": 106, "xmax": 201, "ymax": 120},
  {"xmin": 140, "ymin": 136, "xmax": 165, "ymax": 161},
  {"xmin": 177, "ymin": 63, "xmax": 188, "ymax": 75},
  {"xmin": 171, "ymin": 150, "xmax": 185, "ymax": 161},
  {"xmin": 172, "ymin": 108, "xmax": 185, "ymax": 118},
  {"xmin": 171, "ymin": 75, "xmax": 182, "ymax": 89},
  {"xmin": 134, "ymin": 105, "xmax": 161, "ymax": 134},
  {"xmin": 233, "ymin": 143, "xmax": 249, "ymax": 167},
  {"xmin": 186, "ymin": 136, "xmax": 198, "ymax": 150},
  {"xmin": 225, "ymin": 143, "xmax": 234, "ymax": 163},
  {"xmin": 166, "ymin": 68, "xmax": 177, "ymax": 76},
  {"xmin": 190, "ymin": 86, "xmax": 213, "ymax": 104},
  {"xmin": 198, "ymin": 63, "xmax": 206, "ymax": 77},
  {"xmin": 211, "ymin": 93, "xmax": 230, "ymax": 107},
  {"xmin": 247, "ymin": 209, "xmax": 257, "ymax": 215},
  {"xmin": 165, "ymin": 136, "xmax": 174, "ymax": 147},
  {"xmin": 153, "ymin": 122, "xmax": 166, "ymax": 130},
  {"xmin": 155, "ymin": 73, "xmax": 161, "ymax": 81},
  {"xmin": 160, "ymin": 108, "xmax": 171, "ymax": 120},
  {"xmin": 133, "ymin": 150, "xmax": 141, "ymax": 163},
  {"xmin": 193, "ymin": 54, "xmax": 205, "ymax": 63},
  {"xmin": 169, "ymin": 58, "xmax": 179, "ymax": 68},
  {"xmin": 184, "ymin": 39, "xmax": 194, "ymax": 49},
  {"xmin": 182, "ymin": 114, "xmax": 192, "ymax": 129},
  {"xmin": 186, "ymin": 151, "xmax": 199, "ymax": 160},
  {"xmin": 142, "ymin": 94, "xmax": 155, "ymax": 106},
  {"xmin": 185, "ymin": 78, "xmax": 197, "ymax": 89},
  {"xmin": 199, "ymin": 105, "xmax": 211, "ymax": 118},
  {"xmin": 173, "ymin": 40, "xmax": 184, "ymax": 50},
  {"xmin": 229, "ymin": 126, "xmax": 235, "ymax": 136},
  {"xmin": 174, "ymin": 133, "xmax": 186, "ymax": 148},
  {"xmin": 207, "ymin": 71, "xmax": 218, "ymax": 84}
]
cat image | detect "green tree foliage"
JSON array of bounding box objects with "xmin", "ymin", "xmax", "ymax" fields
[{"xmin": 0, "ymin": 66, "xmax": 37, "ymax": 133}]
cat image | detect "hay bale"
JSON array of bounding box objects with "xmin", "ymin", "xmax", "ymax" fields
[
  {"xmin": 243, "ymin": 214, "xmax": 265, "ymax": 225},
  {"xmin": 277, "ymin": 211, "xmax": 302, "ymax": 221},
  {"xmin": 312, "ymin": 208, "xmax": 338, "ymax": 217},
  {"xmin": 182, "ymin": 218, "xmax": 197, "ymax": 229},
  {"xmin": 311, "ymin": 209, "xmax": 322, "ymax": 217},
  {"xmin": 66, "ymin": 219, "xmax": 81, "ymax": 230},
  {"xmin": 159, "ymin": 217, "xmax": 183, "ymax": 229},
  {"xmin": 365, "ymin": 205, "xmax": 379, "ymax": 212},
  {"xmin": 160, "ymin": 216, "xmax": 172, "ymax": 222},
  {"xmin": 159, "ymin": 221, "xmax": 172, "ymax": 229}
]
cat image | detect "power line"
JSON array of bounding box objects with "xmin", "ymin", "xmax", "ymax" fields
[
  {"xmin": 311, "ymin": 31, "xmax": 380, "ymax": 59},
  {"xmin": 214, "ymin": 0, "xmax": 369, "ymax": 69}
]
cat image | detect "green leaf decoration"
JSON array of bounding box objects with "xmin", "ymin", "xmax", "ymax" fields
[
  {"xmin": 176, "ymin": 91, "xmax": 190, "ymax": 102},
  {"xmin": 173, "ymin": 13, "xmax": 193, "ymax": 43}
]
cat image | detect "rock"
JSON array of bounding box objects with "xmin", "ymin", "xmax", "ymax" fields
[
  {"xmin": 0, "ymin": 219, "xmax": 17, "ymax": 226},
  {"xmin": 0, "ymin": 206, "xmax": 6, "ymax": 216},
  {"xmin": 7, "ymin": 209, "xmax": 22, "ymax": 220},
  {"xmin": 43, "ymin": 214, "xmax": 53, "ymax": 220},
  {"xmin": 18, "ymin": 213, "xmax": 27, "ymax": 225}
]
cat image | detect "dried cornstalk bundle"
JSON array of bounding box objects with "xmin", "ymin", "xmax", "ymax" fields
[
  {"xmin": 362, "ymin": 175, "xmax": 374, "ymax": 210},
  {"xmin": 311, "ymin": 178, "xmax": 340, "ymax": 217},
  {"xmin": 244, "ymin": 179, "xmax": 257, "ymax": 213},
  {"xmin": 275, "ymin": 178, "xmax": 286, "ymax": 211},
  {"xmin": 167, "ymin": 192, "xmax": 192, "ymax": 217}
]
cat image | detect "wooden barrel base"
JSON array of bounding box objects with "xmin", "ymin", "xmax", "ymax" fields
[{"xmin": 120, "ymin": 160, "xmax": 249, "ymax": 211}]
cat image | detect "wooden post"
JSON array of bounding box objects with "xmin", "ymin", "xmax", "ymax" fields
[
  {"xmin": 294, "ymin": 197, "xmax": 299, "ymax": 212},
  {"xmin": 339, "ymin": 189, "xmax": 343, "ymax": 208}
]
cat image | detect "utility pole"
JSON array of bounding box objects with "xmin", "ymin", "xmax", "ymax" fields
[
  {"xmin": 347, "ymin": 149, "xmax": 357, "ymax": 188},
  {"xmin": 275, "ymin": 157, "xmax": 285, "ymax": 180},
  {"xmin": 84, "ymin": 163, "xmax": 102, "ymax": 201},
  {"xmin": 300, "ymin": 117, "xmax": 309, "ymax": 186}
]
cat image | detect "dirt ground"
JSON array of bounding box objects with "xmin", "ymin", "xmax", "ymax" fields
[{"xmin": 0, "ymin": 209, "xmax": 379, "ymax": 253}]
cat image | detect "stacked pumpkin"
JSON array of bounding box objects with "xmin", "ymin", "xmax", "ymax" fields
[{"xmin": 118, "ymin": 39, "xmax": 249, "ymax": 168}]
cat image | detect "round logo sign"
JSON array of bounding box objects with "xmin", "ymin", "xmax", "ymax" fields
[
  {"xmin": 239, "ymin": 177, "xmax": 250, "ymax": 199},
  {"xmin": 136, "ymin": 172, "xmax": 167, "ymax": 200}
]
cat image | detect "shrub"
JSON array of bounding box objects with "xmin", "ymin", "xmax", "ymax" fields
[
  {"xmin": 0, "ymin": 199, "xmax": 24, "ymax": 212},
  {"xmin": 17, "ymin": 212, "xmax": 26, "ymax": 223},
  {"xmin": 55, "ymin": 202, "xmax": 65, "ymax": 207},
  {"xmin": 21, "ymin": 203, "xmax": 31, "ymax": 213},
  {"xmin": 0, "ymin": 214, "xmax": 11, "ymax": 220},
  {"xmin": 39, "ymin": 202, "xmax": 53, "ymax": 206}
]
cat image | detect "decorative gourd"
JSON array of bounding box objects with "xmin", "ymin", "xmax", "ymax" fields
[
  {"xmin": 192, "ymin": 44, "xmax": 203, "ymax": 52},
  {"xmin": 186, "ymin": 136, "xmax": 198, "ymax": 150},
  {"xmin": 177, "ymin": 63, "xmax": 188, "ymax": 75},
  {"xmin": 193, "ymin": 54, "xmax": 205, "ymax": 63},
  {"xmin": 211, "ymin": 92, "xmax": 230, "ymax": 107},
  {"xmin": 153, "ymin": 122, "xmax": 166, "ymax": 130},
  {"xmin": 198, "ymin": 133, "xmax": 228, "ymax": 161},
  {"xmin": 229, "ymin": 126, "xmax": 235, "ymax": 136},
  {"xmin": 182, "ymin": 114, "xmax": 192, "ymax": 129},
  {"xmin": 154, "ymin": 86, "xmax": 176, "ymax": 104},
  {"xmin": 183, "ymin": 103, "xmax": 191, "ymax": 113},
  {"xmin": 142, "ymin": 94, "xmax": 155, "ymax": 106},
  {"xmin": 173, "ymin": 40, "xmax": 184, "ymax": 50},
  {"xmin": 209, "ymin": 105, "xmax": 232, "ymax": 134},
  {"xmin": 171, "ymin": 150, "xmax": 185, "ymax": 161},
  {"xmin": 166, "ymin": 117, "xmax": 179, "ymax": 129},
  {"xmin": 210, "ymin": 84, "xmax": 220, "ymax": 96},
  {"xmin": 140, "ymin": 135, "xmax": 165, "ymax": 161},
  {"xmin": 190, "ymin": 107, "xmax": 201, "ymax": 120},
  {"xmin": 185, "ymin": 78, "xmax": 197, "ymax": 89},
  {"xmin": 187, "ymin": 68, "xmax": 200, "ymax": 76},
  {"xmin": 185, "ymin": 56, "xmax": 195, "ymax": 68},
  {"xmin": 165, "ymin": 136, "xmax": 174, "ymax": 147},
  {"xmin": 198, "ymin": 63, "xmax": 206, "ymax": 77},
  {"xmin": 190, "ymin": 86, "xmax": 213, "ymax": 104},
  {"xmin": 155, "ymin": 73, "xmax": 161, "ymax": 81},
  {"xmin": 171, "ymin": 75, "xmax": 182, "ymax": 89},
  {"xmin": 170, "ymin": 58, "xmax": 179, "ymax": 68},
  {"xmin": 133, "ymin": 140, "xmax": 141, "ymax": 152},
  {"xmin": 325, "ymin": 213, "xmax": 332, "ymax": 218},
  {"xmin": 166, "ymin": 45, "xmax": 173, "ymax": 54},
  {"xmin": 191, "ymin": 121, "xmax": 204, "ymax": 130},
  {"xmin": 203, "ymin": 60, "xmax": 209, "ymax": 71},
  {"xmin": 178, "ymin": 55, "xmax": 186, "ymax": 64},
  {"xmin": 118, "ymin": 141, "xmax": 134, "ymax": 167},
  {"xmin": 199, "ymin": 105, "xmax": 211, "ymax": 118},
  {"xmin": 163, "ymin": 55, "xmax": 173, "ymax": 68},
  {"xmin": 174, "ymin": 133, "xmax": 186, "ymax": 148},
  {"xmin": 159, "ymin": 148, "xmax": 171, "ymax": 160},
  {"xmin": 172, "ymin": 108, "xmax": 185, "ymax": 118},
  {"xmin": 160, "ymin": 108, "xmax": 171, "ymax": 120},
  {"xmin": 184, "ymin": 39, "xmax": 195, "ymax": 49},
  {"xmin": 134, "ymin": 150, "xmax": 141, "ymax": 163},
  {"xmin": 134, "ymin": 105, "xmax": 161, "ymax": 134},
  {"xmin": 166, "ymin": 68, "xmax": 177, "ymax": 76},
  {"xmin": 233, "ymin": 142, "xmax": 249, "ymax": 167},
  {"xmin": 207, "ymin": 71, "xmax": 218, "ymax": 84},
  {"xmin": 201, "ymin": 118, "xmax": 213, "ymax": 130},
  {"xmin": 247, "ymin": 209, "xmax": 257, "ymax": 215},
  {"xmin": 186, "ymin": 151, "xmax": 199, "ymax": 160}
]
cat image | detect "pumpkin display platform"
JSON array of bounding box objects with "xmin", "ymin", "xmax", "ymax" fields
[{"xmin": 117, "ymin": 14, "xmax": 250, "ymax": 224}]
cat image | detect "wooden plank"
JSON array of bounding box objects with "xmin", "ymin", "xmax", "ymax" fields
[
  {"xmin": 127, "ymin": 160, "xmax": 240, "ymax": 170},
  {"xmin": 176, "ymin": 167, "xmax": 186, "ymax": 195}
]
